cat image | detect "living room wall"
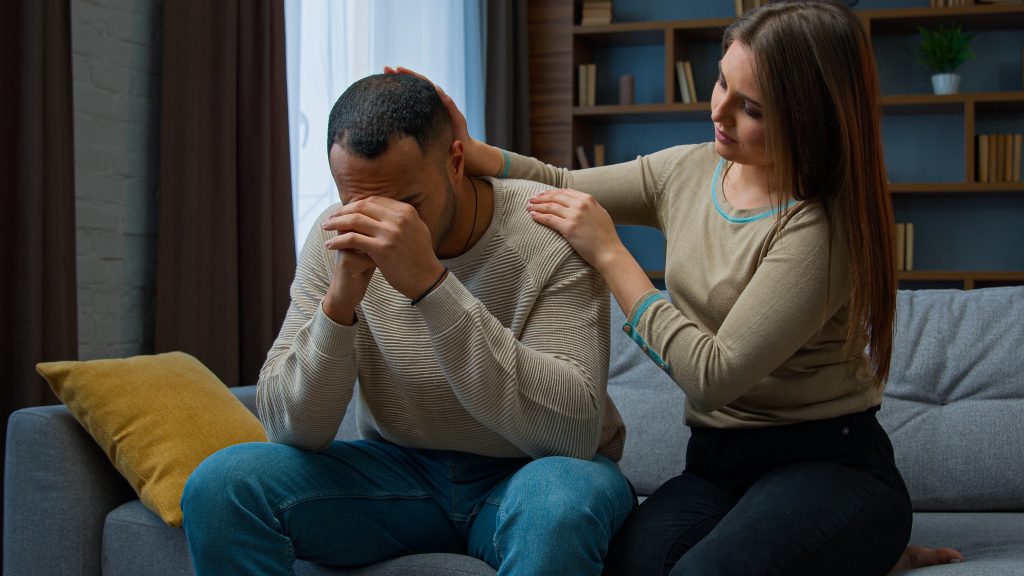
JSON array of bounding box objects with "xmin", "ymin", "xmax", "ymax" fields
[{"xmin": 71, "ymin": 0, "xmax": 162, "ymax": 360}]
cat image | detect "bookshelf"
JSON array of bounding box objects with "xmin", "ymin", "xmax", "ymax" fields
[{"xmin": 525, "ymin": 0, "xmax": 1024, "ymax": 289}]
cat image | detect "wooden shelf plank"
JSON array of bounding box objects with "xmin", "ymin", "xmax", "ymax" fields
[
  {"xmin": 890, "ymin": 182, "xmax": 1024, "ymax": 194},
  {"xmin": 861, "ymin": 4, "xmax": 1024, "ymax": 34},
  {"xmin": 881, "ymin": 92, "xmax": 1024, "ymax": 115},
  {"xmin": 898, "ymin": 270, "xmax": 1024, "ymax": 289},
  {"xmin": 573, "ymin": 103, "xmax": 711, "ymax": 123}
]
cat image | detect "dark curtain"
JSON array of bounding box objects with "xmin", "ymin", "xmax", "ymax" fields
[
  {"xmin": 156, "ymin": 0, "xmax": 295, "ymax": 388},
  {"xmin": 0, "ymin": 0, "xmax": 77, "ymax": 552},
  {"xmin": 486, "ymin": 0, "xmax": 531, "ymax": 154}
]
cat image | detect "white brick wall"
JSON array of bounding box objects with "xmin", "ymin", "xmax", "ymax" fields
[{"xmin": 71, "ymin": 0, "xmax": 162, "ymax": 360}]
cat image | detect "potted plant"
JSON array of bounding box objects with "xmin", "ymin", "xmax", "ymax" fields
[{"xmin": 916, "ymin": 24, "xmax": 975, "ymax": 95}]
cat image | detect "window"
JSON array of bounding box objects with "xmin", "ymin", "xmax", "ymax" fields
[{"xmin": 284, "ymin": 0, "xmax": 485, "ymax": 250}]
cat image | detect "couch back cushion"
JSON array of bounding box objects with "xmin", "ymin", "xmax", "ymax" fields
[
  {"xmin": 606, "ymin": 295, "xmax": 688, "ymax": 497},
  {"xmin": 880, "ymin": 287, "xmax": 1024, "ymax": 511}
]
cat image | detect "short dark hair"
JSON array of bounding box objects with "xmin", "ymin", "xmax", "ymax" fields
[{"xmin": 326, "ymin": 73, "xmax": 451, "ymax": 160}]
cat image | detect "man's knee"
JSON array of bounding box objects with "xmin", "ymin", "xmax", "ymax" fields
[
  {"xmin": 181, "ymin": 442, "xmax": 277, "ymax": 516},
  {"xmin": 503, "ymin": 455, "xmax": 633, "ymax": 526}
]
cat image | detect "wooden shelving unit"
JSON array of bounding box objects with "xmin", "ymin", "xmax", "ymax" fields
[{"xmin": 538, "ymin": 2, "xmax": 1024, "ymax": 288}]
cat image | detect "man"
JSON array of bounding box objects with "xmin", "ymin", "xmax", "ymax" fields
[{"xmin": 180, "ymin": 73, "xmax": 632, "ymax": 575}]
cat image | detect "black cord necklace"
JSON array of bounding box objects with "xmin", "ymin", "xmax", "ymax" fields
[{"xmin": 463, "ymin": 177, "xmax": 479, "ymax": 253}]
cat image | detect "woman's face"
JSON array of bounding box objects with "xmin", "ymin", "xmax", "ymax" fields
[{"xmin": 710, "ymin": 41, "xmax": 767, "ymax": 167}]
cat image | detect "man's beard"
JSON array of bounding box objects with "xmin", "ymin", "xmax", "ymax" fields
[{"xmin": 433, "ymin": 178, "xmax": 456, "ymax": 252}]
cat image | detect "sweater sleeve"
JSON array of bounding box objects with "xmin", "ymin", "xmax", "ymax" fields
[
  {"xmin": 632, "ymin": 206, "xmax": 852, "ymax": 413},
  {"xmin": 256, "ymin": 207, "xmax": 359, "ymax": 451},
  {"xmin": 505, "ymin": 147, "xmax": 687, "ymax": 228},
  {"xmin": 412, "ymin": 253, "xmax": 611, "ymax": 460}
]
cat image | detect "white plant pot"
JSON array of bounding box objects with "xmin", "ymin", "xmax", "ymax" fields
[{"xmin": 931, "ymin": 73, "xmax": 961, "ymax": 95}]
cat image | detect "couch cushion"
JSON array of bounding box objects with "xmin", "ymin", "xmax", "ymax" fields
[
  {"xmin": 902, "ymin": 512, "xmax": 1024, "ymax": 575},
  {"xmin": 37, "ymin": 351, "xmax": 268, "ymax": 527},
  {"xmin": 879, "ymin": 287, "xmax": 1024, "ymax": 511},
  {"xmin": 104, "ymin": 501, "xmax": 495, "ymax": 576},
  {"xmin": 607, "ymin": 294, "xmax": 689, "ymax": 497}
]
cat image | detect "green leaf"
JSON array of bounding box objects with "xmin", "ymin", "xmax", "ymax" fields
[{"xmin": 916, "ymin": 25, "xmax": 975, "ymax": 74}]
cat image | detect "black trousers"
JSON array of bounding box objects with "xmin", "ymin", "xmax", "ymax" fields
[{"xmin": 604, "ymin": 407, "xmax": 912, "ymax": 576}]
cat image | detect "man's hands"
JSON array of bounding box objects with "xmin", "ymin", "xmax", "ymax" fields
[{"xmin": 322, "ymin": 196, "xmax": 446, "ymax": 318}]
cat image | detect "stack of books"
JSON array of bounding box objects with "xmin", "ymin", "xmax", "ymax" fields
[
  {"xmin": 977, "ymin": 133, "xmax": 1023, "ymax": 183},
  {"xmin": 581, "ymin": 1, "xmax": 612, "ymax": 25},
  {"xmin": 675, "ymin": 61, "xmax": 697, "ymax": 104},
  {"xmin": 733, "ymin": 0, "xmax": 765, "ymax": 16},
  {"xmin": 574, "ymin": 144, "xmax": 606, "ymax": 169},
  {"xmin": 896, "ymin": 222, "xmax": 915, "ymax": 272}
]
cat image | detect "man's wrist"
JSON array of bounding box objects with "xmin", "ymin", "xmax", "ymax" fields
[
  {"xmin": 322, "ymin": 295, "xmax": 357, "ymax": 326},
  {"xmin": 410, "ymin": 266, "xmax": 449, "ymax": 306}
]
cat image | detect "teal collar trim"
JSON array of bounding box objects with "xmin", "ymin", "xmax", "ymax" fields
[{"xmin": 711, "ymin": 157, "xmax": 797, "ymax": 224}]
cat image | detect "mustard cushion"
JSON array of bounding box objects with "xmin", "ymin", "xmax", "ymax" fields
[{"xmin": 36, "ymin": 351, "xmax": 267, "ymax": 527}]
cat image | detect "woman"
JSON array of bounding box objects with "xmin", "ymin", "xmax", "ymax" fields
[{"xmin": 391, "ymin": 2, "xmax": 963, "ymax": 574}]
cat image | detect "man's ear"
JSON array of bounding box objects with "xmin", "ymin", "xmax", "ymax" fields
[{"xmin": 448, "ymin": 139, "xmax": 465, "ymax": 182}]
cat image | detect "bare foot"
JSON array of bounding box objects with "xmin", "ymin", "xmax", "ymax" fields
[{"xmin": 890, "ymin": 545, "xmax": 964, "ymax": 574}]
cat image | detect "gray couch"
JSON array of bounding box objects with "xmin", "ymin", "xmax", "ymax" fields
[{"xmin": 6, "ymin": 287, "xmax": 1024, "ymax": 575}]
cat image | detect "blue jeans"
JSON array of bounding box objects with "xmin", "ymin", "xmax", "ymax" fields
[
  {"xmin": 181, "ymin": 440, "xmax": 634, "ymax": 576},
  {"xmin": 604, "ymin": 408, "xmax": 912, "ymax": 576}
]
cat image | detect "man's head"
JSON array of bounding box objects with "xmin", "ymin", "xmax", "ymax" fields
[{"xmin": 326, "ymin": 74, "xmax": 462, "ymax": 252}]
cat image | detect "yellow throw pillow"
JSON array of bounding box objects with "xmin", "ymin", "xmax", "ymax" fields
[{"xmin": 37, "ymin": 351, "xmax": 268, "ymax": 527}]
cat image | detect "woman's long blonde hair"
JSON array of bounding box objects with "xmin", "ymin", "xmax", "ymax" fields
[{"xmin": 724, "ymin": 0, "xmax": 896, "ymax": 385}]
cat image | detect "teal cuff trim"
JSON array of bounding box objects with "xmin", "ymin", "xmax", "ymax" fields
[
  {"xmin": 497, "ymin": 149, "xmax": 511, "ymax": 179},
  {"xmin": 622, "ymin": 293, "xmax": 672, "ymax": 375}
]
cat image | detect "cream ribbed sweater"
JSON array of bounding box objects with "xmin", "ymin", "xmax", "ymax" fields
[
  {"xmin": 508, "ymin": 143, "xmax": 881, "ymax": 429},
  {"xmin": 257, "ymin": 177, "xmax": 625, "ymax": 461}
]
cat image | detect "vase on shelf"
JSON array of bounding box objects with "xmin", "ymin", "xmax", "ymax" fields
[{"xmin": 931, "ymin": 73, "xmax": 960, "ymax": 95}]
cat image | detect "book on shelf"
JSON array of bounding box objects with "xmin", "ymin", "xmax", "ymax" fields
[
  {"xmin": 580, "ymin": 0, "xmax": 613, "ymax": 25},
  {"xmin": 683, "ymin": 61, "xmax": 697, "ymax": 103},
  {"xmin": 1006, "ymin": 133, "xmax": 1015, "ymax": 182},
  {"xmin": 905, "ymin": 222, "xmax": 914, "ymax": 272},
  {"xmin": 895, "ymin": 223, "xmax": 905, "ymax": 272},
  {"xmin": 991, "ymin": 134, "xmax": 1000, "ymax": 182},
  {"xmin": 578, "ymin": 64, "xmax": 587, "ymax": 107},
  {"xmin": 675, "ymin": 60, "xmax": 697, "ymax": 103},
  {"xmin": 979, "ymin": 134, "xmax": 989, "ymax": 183},
  {"xmin": 587, "ymin": 63, "xmax": 596, "ymax": 107},
  {"xmin": 895, "ymin": 222, "xmax": 915, "ymax": 272},
  {"xmin": 594, "ymin": 144, "xmax": 606, "ymax": 167},
  {"xmin": 675, "ymin": 61, "xmax": 692, "ymax": 104},
  {"xmin": 979, "ymin": 133, "xmax": 1024, "ymax": 183},
  {"xmin": 577, "ymin": 63, "xmax": 597, "ymax": 107},
  {"xmin": 1014, "ymin": 134, "xmax": 1022, "ymax": 183},
  {"xmin": 576, "ymin": 145, "xmax": 592, "ymax": 169}
]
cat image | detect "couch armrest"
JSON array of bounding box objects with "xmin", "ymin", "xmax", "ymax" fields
[
  {"xmin": 4, "ymin": 405, "xmax": 135, "ymax": 576},
  {"xmin": 233, "ymin": 384, "xmax": 258, "ymax": 415}
]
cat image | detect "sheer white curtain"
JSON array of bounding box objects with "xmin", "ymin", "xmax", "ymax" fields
[{"xmin": 284, "ymin": 0, "xmax": 485, "ymax": 249}]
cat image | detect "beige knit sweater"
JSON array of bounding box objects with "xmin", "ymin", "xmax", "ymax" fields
[
  {"xmin": 257, "ymin": 177, "xmax": 626, "ymax": 461},
  {"xmin": 508, "ymin": 143, "xmax": 881, "ymax": 429}
]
